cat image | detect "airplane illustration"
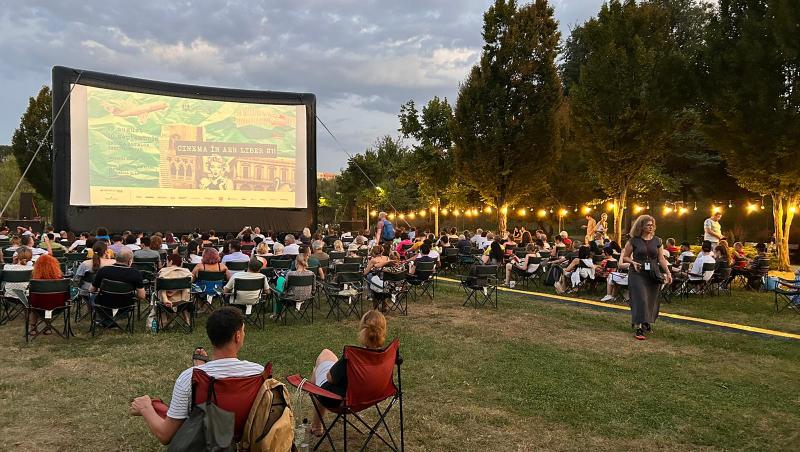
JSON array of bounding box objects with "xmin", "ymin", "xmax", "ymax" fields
[{"xmin": 104, "ymin": 101, "xmax": 168, "ymax": 123}]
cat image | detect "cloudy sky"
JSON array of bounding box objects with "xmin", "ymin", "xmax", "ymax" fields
[{"xmin": 0, "ymin": 0, "xmax": 605, "ymax": 172}]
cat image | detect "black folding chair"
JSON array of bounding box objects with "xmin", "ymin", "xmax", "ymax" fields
[
  {"xmin": 91, "ymin": 279, "xmax": 138, "ymax": 336},
  {"xmin": 152, "ymin": 277, "xmax": 195, "ymax": 333},
  {"xmin": 274, "ymin": 274, "xmax": 316, "ymax": 324},
  {"xmin": 225, "ymin": 276, "xmax": 268, "ymax": 329},
  {"xmin": 513, "ymin": 256, "xmax": 543, "ymax": 289},
  {"xmin": 709, "ymin": 262, "xmax": 733, "ymax": 296},
  {"xmin": 324, "ymin": 271, "xmax": 363, "ymax": 321},
  {"xmin": 71, "ymin": 271, "xmax": 95, "ymax": 324},
  {"xmin": 65, "ymin": 252, "xmax": 86, "ymax": 274},
  {"xmin": 182, "ymin": 262, "xmax": 197, "ymax": 272},
  {"xmin": 24, "ymin": 279, "xmax": 71, "ymax": 342},
  {"xmin": 2, "ymin": 249, "xmax": 15, "ymax": 262},
  {"xmin": 440, "ymin": 247, "xmax": 459, "ymax": 274},
  {"xmin": 380, "ymin": 270, "xmax": 410, "ymax": 315},
  {"xmin": 684, "ymin": 262, "xmax": 717, "ymax": 297},
  {"xmin": 270, "ymin": 258, "xmax": 293, "ymax": 272},
  {"xmin": 408, "ymin": 261, "xmax": 436, "ymax": 302},
  {"xmin": 459, "ymin": 265, "xmax": 499, "ymax": 308},
  {"xmin": 1, "ymin": 269, "xmax": 32, "ymax": 324},
  {"xmin": 194, "ymin": 270, "xmax": 227, "ymax": 311},
  {"xmin": 225, "ymin": 260, "xmax": 249, "ymax": 272}
]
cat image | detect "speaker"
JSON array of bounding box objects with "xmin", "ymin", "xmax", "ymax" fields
[{"xmin": 19, "ymin": 193, "xmax": 34, "ymax": 219}]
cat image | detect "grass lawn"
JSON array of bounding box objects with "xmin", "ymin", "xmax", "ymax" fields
[{"xmin": 0, "ymin": 281, "xmax": 798, "ymax": 451}]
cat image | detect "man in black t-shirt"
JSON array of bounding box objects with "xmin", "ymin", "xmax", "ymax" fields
[{"xmin": 91, "ymin": 247, "xmax": 146, "ymax": 302}]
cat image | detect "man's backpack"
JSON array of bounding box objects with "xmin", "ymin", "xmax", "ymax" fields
[
  {"xmin": 544, "ymin": 265, "xmax": 563, "ymax": 286},
  {"xmin": 168, "ymin": 377, "xmax": 236, "ymax": 452},
  {"xmin": 241, "ymin": 378, "xmax": 295, "ymax": 452},
  {"xmin": 382, "ymin": 220, "xmax": 395, "ymax": 241}
]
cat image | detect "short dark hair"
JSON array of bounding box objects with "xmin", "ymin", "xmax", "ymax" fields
[
  {"xmin": 229, "ymin": 240, "xmax": 241, "ymax": 252},
  {"xmin": 701, "ymin": 240, "xmax": 713, "ymax": 253},
  {"xmin": 140, "ymin": 236, "xmax": 151, "ymax": 247},
  {"xmin": 420, "ymin": 242, "xmax": 432, "ymax": 255},
  {"xmin": 248, "ymin": 257, "xmax": 264, "ymax": 272},
  {"xmin": 125, "ymin": 234, "xmax": 137, "ymax": 245},
  {"xmin": 206, "ymin": 307, "xmax": 244, "ymax": 347},
  {"xmin": 112, "ymin": 234, "xmax": 123, "ymax": 243}
]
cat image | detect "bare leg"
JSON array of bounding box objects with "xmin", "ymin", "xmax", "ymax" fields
[
  {"xmin": 505, "ymin": 263, "xmax": 513, "ymax": 285},
  {"xmin": 310, "ymin": 349, "xmax": 338, "ymax": 434}
]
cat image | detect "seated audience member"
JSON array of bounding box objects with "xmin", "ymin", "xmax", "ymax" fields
[
  {"xmin": 665, "ymin": 238, "xmax": 679, "ymax": 254},
  {"xmin": 332, "ymin": 240, "xmax": 345, "ymax": 253},
  {"xmin": 271, "ymin": 243, "xmax": 285, "ymax": 257},
  {"xmin": 108, "ymin": 235, "xmax": 125, "ymax": 255},
  {"xmin": 134, "ymin": 236, "xmax": 162, "ymax": 264},
  {"xmin": 25, "ymin": 253, "xmax": 64, "ymax": 336},
  {"xmin": 40, "ymin": 233, "xmax": 67, "ymax": 252},
  {"xmin": 153, "ymin": 254, "xmax": 194, "ymax": 325},
  {"xmin": 125, "ymin": 234, "xmax": 141, "ymax": 251},
  {"xmin": 456, "ymin": 234, "xmax": 472, "ymax": 254},
  {"xmin": 253, "ymin": 242, "xmax": 271, "ymax": 266},
  {"xmin": 471, "ymin": 228, "xmax": 484, "ymax": 248},
  {"xmin": 91, "ymin": 247, "xmax": 146, "ymax": 305},
  {"xmin": 184, "ymin": 241, "xmax": 203, "ymax": 264},
  {"xmin": 272, "ymin": 255, "xmax": 315, "ymax": 318},
  {"xmin": 223, "ymin": 257, "xmax": 269, "ymax": 305},
  {"xmin": 480, "ymin": 232, "xmax": 494, "ymax": 251},
  {"xmin": 95, "ymin": 227, "xmax": 110, "ymax": 242},
  {"xmin": 300, "ymin": 227, "xmax": 313, "ymax": 246},
  {"xmin": 560, "ymin": 246, "xmax": 595, "ymax": 291},
  {"xmin": 364, "ymin": 245, "xmax": 389, "ymax": 276},
  {"xmin": 311, "ymin": 241, "xmax": 329, "ymax": 262},
  {"xmin": 731, "ymin": 242, "xmax": 749, "ymax": 270},
  {"xmin": 0, "ymin": 226, "xmax": 9, "ymax": 240},
  {"xmin": 68, "ymin": 232, "xmax": 90, "ymax": 252},
  {"xmin": 2, "ymin": 246, "xmax": 33, "ymax": 300},
  {"xmin": 283, "ymin": 234, "xmax": 301, "ymax": 255},
  {"xmin": 684, "ymin": 241, "xmax": 716, "ymax": 281},
  {"xmin": 395, "ymin": 232, "xmax": 413, "ymax": 254},
  {"xmin": 559, "ymin": 231, "xmax": 572, "ymax": 246},
  {"xmin": 309, "ymin": 310, "xmax": 387, "ymax": 437},
  {"xmin": 75, "ymin": 242, "xmax": 115, "ymax": 290},
  {"xmin": 221, "ymin": 241, "xmax": 249, "ymax": 264},
  {"xmin": 192, "ymin": 247, "xmax": 231, "ymax": 281},
  {"xmin": 239, "ymin": 233, "xmax": 256, "ymax": 250},
  {"xmin": 715, "ymin": 243, "xmax": 732, "ymax": 267},
  {"xmin": 600, "ymin": 260, "xmax": 631, "ymax": 302},
  {"xmin": 481, "ymin": 241, "xmax": 504, "ymax": 266},
  {"xmin": 677, "ymin": 242, "xmax": 695, "ymax": 262},
  {"xmin": 408, "ymin": 243, "xmax": 437, "ymax": 277},
  {"xmin": 595, "ymin": 247, "xmax": 617, "ymax": 280},
  {"xmin": 18, "ymin": 234, "xmax": 48, "ymax": 260},
  {"xmin": 504, "ymin": 243, "xmax": 539, "ymax": 287},
  {"xmin": 293, "ymin": 245, "xmax": 324, "ymax": 278},
  {"xmin": 129, "ymin": 308, "xmax": 263, "ymax": 445},
  {"xmin": 4, "ymin": 235, "xmax": 21, "ymax": 252},
  {"xmin": 745, "ymin": 242, "xmax": 769, "ymax": 289}
]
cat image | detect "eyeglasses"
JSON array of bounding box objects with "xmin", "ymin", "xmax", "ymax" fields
[{"xmin": 645, "ymin": 223, "xmax": 655, "ymax": 227}]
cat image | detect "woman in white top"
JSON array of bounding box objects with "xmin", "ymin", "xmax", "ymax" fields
[
  {"xmin": 3, "ymin": 246, "xmax": 33, "ymax": 299},
  {"xmin": 595, "ymin": 213, "xmax": 608, "ymax": 238}
]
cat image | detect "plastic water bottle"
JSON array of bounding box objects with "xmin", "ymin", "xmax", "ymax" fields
[
  {"xmin": 296, "ymin": 418, "xmax": 309, "ymax": 451},
  {"xmin": 151, "ymin": 318, "xmax": 158, "ymax": 334}
]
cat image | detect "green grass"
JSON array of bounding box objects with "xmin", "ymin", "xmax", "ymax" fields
[{"xmin": 0, "ymin": 282, "xmax": 798, "ymax": 451}]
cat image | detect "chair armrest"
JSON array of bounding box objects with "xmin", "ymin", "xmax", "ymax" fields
[{"xmin": 286, "ymin": 374, "xmax": 344, "ymax": 400}]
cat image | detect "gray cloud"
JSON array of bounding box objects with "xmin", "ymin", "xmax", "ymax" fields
[{"xmin": 0, "ymin": 0, "xmax": 605, "ymax": 171}]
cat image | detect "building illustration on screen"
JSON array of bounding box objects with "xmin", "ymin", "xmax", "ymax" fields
[{"xmin": 159, "ymin": 124, "xmax": 296, "ymax": 192}]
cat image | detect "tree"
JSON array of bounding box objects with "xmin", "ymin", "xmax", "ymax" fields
[
  {"xmin": 451, "ymin": 0, "xmax": 563, "ymax": 232},
  {"xmin": 398, "ymin": 96, "xmax": 455, "ymax": 232},
  {"xmin": 11, "ymin": 86, "xmax": 53, "ymax": 202},
  {"xmin": 562, "ymin": 0, "xmax": 694, "ymax": 241},
  {"xmin": 704, "ymin": 0, "xmax": 800, "ymax": 270}
]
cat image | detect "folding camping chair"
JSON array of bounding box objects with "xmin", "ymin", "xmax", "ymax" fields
[
  {"xmin": 225, "ymin": 277, "xmax": 268, "ymax": 330},
  {"xmin": 774, "ymin": 278, "xmax": 800, "ymax": 314},
  {"xmin": 270, "ymin": 258, "xmax": 293, "ymax": 273},
  {"xmin": 24, "ymin": 279, "xmax": 72, "ymax": 342},
  {"xmin": 513, "ymin": 256, "xmax": 543, "ymax": 289},
  {"xmin": 684, "ymin": 262, "xmax": 717, "ymax": 298},
  {"xmin": 225, "ymin": 260, "xmax": 249, "ymax": 273},
  {"xmin": 287, "ymin": 338, "xmax": 404, "ymax": 452},
  {"xmin": 65, "ymin": 252, "xmax": 85, "ymax": 274},
  {"xmin": 708, "ymin": 262, "xmax": 733, "ymax": 296},
  {"xmin": 90, "ymin": 279, "xmax": 138, "ymax": 336},
  {"xmin": 194, "ymin": 270, "xmax": 227, "ymax": 311},
  {"xmin": 379, "ymin": 270, "xmax": 410, "ymax": 315},
  {"xmin": 407, "ymin": 261, "xmax": 436, "ymax": 301},
  {"xmin": 274, "ymin": 274, "xmax": 316, "ymax": 324},
  {"xmin": 152, "ymin": 276, "xmax": 195, "ymax": 333},
  {"xmin": 323, "ymin": 270, "xmax": 363, "ymax": 321},
  {"xmin": 459, "ymin": 264, "xmax": 499, "ymax": 308},
  {"xmin": 440, "ymin": 247, "xmax": 459, "ymax": 274},
  {"xmin": 72, "ymin": 271, "xmax": 94, "ymax": 324},
  {"xmin": 1, "ymin": 268, "xmax": 32, "ymax": 324}
]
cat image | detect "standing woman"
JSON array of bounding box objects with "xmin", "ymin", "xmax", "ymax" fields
[
  {"xmin": 595, "ymin": 212, "xmax": 608, "ymax": 239},
  {"xmin": 621, "ymin": 215, "xmax": 672, "ymax": 340}
]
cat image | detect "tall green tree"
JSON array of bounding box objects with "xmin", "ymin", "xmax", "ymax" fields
[
  {"xmin": 704, "ymin": 0, "xmax": 800, "ymax": 270},
  {"xmin": 562, "ymin": 0, "xmax": 693, "ymax": 241},
  {"xmin": 398, "ymin": 96, "xmax": 455, "ymax": 232},
  {"xmin": 452, "ymin": 0, "xmax": 563, "ymax": 232},
  {"xmin": 11, "ymin": 86, "xmax": 53, "ymax": 202}
]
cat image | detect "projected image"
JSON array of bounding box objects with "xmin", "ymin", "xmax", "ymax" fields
[{"xmin": 70, "ymin": 84, "xmax": 307, "ymax": 208}]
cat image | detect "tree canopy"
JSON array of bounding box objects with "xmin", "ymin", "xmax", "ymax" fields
[{"xmin": 11, "ymin": 86, "xmax": 53, "ymax": 202}]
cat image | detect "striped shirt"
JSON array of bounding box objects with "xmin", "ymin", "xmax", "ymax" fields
[{"xmin": 166, "ymin": 358, "xmax": 263, "ymax": 419}]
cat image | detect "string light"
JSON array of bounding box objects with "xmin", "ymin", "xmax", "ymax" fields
[
  {"xmin": 484, "ymin": 206, "xmax": 492, "ymax": 214},
  {"xmin": 694, "ymin": 202, "xmax": 698, "ymax": 211},
  {"xmin": 408, "ymin": 212, "xmax": 416, "ymax": 219},
  {"xmin": 388, "ymin": 213, "xmax": 396, "ymax": 220},
  {"xmin": 728, "ymin": 200, "xmax": 733, "ymax": 208},
  {"xmin": 746, "ymin": 202, "xmax": 758, "ymax": 213},
  {"xmin": 790, "ymin": 206, "xmax": 797, "ymax": 214},
  {"xmin": 419, "ymin": 210, "xmax": 426, "ymax": 218},
  {"xmin": 549, "ymin": 208, "xmax": 554, "ymax": 214},
  {"xmin": 464, "ymin": 209, "xmax": 472, "ymax": 217},
  {"xmin": 711, "ymin": 205, "xmax": 722, "ymax": 214},
  {"xmin": 574, "ymin": 206, "xmax": 579, "ymax": 213},
  {"xmin": 581, "ymin": 206, "xmax": 592, "ymax": 215},
  {"xmin": 370, "ymin": 210, "xmax": 377, "ymax": 217},
  {"xmin": 501, "ymin": 206, "xmax": 508, "ymax": 215},
  {"xmin": 472, "ymin": 208, "xmax": 479, "ymax": 216},
  {"xmin": 633, "ymin": 204, "xmax": 644, "ymax": 214},
  {"xmin": 559, "ymin": 208, "xmax": 569, "ymax": 217},
  {"xmin": 607, "ymin": 202, "xmax": 616, "ymax": 211},
  {"xmin": 441, "ymin": 208, "xmax": 448, "ymax": 216},
  {"xmin": 398, "ymin": 213, "xmax": 405, "ymax": 220},
  {"xmin": 537, "ymin": 209, "xmax": 547, "ymax": 218},
  {"xmin": 518, "ymin": 208, "xmax": 527, "ymax": 217},
  {"xmin": 453, "ymin": 209, "xmax": 460, "ymax": 217},
  {"xmin": 663, "ymin": 205, "xmax": 673, "ymax": 215},
  {"xmin": 430, "ymin": 206, "xmax": 437, "ymax": 213},
  {"xmin": 678, "ymin": 207, "xmax": 688, "ymax": 216}
]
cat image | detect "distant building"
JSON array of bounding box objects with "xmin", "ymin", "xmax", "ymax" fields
[{"xmin": 317, "ymin": 171, "xmax": 338, "ymax": 181}]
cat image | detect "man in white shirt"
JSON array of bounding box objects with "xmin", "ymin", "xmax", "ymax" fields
[
  {"xmin": 223, "ymin": 258, "xmax": 269, "ymax": 305},
  {"xmin": 471, "ymin": 229, "xmax": 483, "ymax": 247},
  {"xmin": 18, "ymin": 234, "xmax": 47, "ymax": 260},
  {"xmin": 688, "ymin": 241, "xmax": 716, "ymax": 281},
  {"xmin": 0, "ymin": 226, "xmax": 9, "ymax": 240},
  {"xmin": 480, "ymin": 232, "xmax": 494, "ymax": 250},
  {"xmin": 129, "ymin": 307, "xmax": 264, "ymax": 445},
  {"xmin": 221, "ymin": 241, "xmax": 250, "ymax": 263},
  {"xmin": 283, "ymin": 234, "xmax": 300, "ymax": 255},
  {"xmin": 68, "ymin": 232, "xmax": 89, "ymax": 251},
  {"xmin": 125, "ymin": 235, "xmax": 141, "ymax": 251},
  {"xmin": 703, "ymin": 212, "xmax": 723, "ymax": 245}
]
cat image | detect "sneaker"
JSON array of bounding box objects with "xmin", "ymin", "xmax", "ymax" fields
[
  {"xmin": 509, "ymin": 281, "xmax": 516, "ymax": 289},
  {"xmin": 600, "ymin": 295, "xmax": 614, "ymax": 302},
  {"xmin": 643, "ymin": 323, "xmax": 652, "ymax": 333},
  {"xmin": 634, "ymin": 328, "xmax": 646, "ymax": 340}
]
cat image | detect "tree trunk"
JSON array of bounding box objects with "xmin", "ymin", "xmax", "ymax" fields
[
  {"xmin": 613, "ymin": 188, "xmax": 628, "ymax": 243},
  {"xmin": 434, "ymin": 197, "xmax": 439, "ymax": 235},
  {"xmin": 498, "ymin": 204, "xmax": 508, "ymax": 234},
  {"xmin": 772, "ymin": 194, "xmax": 797, "ymax": 272}
]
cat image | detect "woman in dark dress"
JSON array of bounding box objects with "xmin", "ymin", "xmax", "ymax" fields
[{"xmin": 621, "ymin": 215, "xmax": 673, "ymax": 340}]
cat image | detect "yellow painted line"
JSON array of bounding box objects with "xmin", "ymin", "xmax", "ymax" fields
[{"xmin": 436, "ymin": 277, "xmax": 800, "ymax": 341}]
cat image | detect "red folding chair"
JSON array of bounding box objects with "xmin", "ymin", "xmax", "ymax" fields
[
  {"xmin": 153, "ymin": 362, "xmax": 273, "ymax": 442},
  {"xmin": 287, "ymin": 338, "xmax": 404, "ymax": 451}
]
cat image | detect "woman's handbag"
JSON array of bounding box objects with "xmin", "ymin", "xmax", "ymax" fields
[{"xmin": 644, "ymin": 259, "xmax": 665, "ymax": 284}]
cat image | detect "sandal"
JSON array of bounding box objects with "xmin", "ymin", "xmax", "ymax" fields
[{"xmin": 192, "ymin": 347, "xmax": 209, "ymax": 366}]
